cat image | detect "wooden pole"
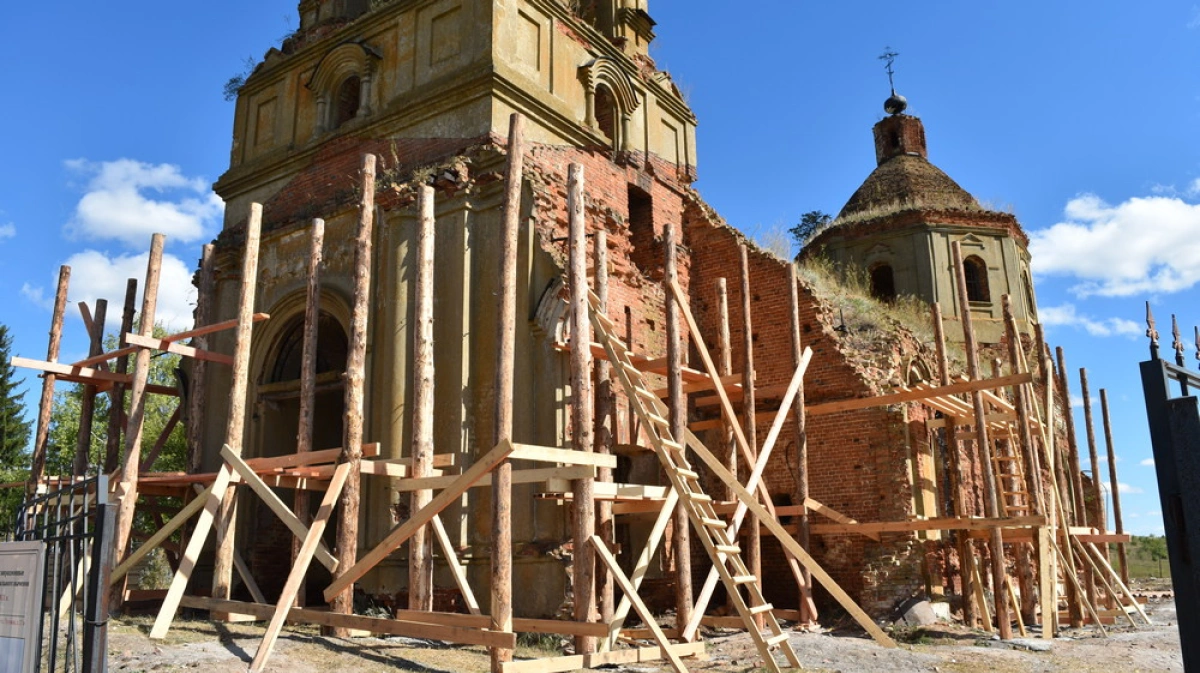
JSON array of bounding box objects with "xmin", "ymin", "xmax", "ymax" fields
[
  {"xmin": 1076, "ymin": 366, "xmax": 1102, "ymax": 608},
  {"xmin": 786, "ymin": 264, "xmax": 815, "ymax": 623},
  {"xmin": 933, "ymin": 301, "xmax": 972, "ymax": 620},
  {"xmin": 30, "ymin": 265, "xmax": 71, "ymax": 487},
  {"xmin": 410, "ymin": 186, "xmax": 436, "ymax": 612},
  {"xmin": 594, "ymin": 230, "xmax": 615, "ymax": 626},
  {"xmin": 1100, "ymin": 389, "xmax": 1130, "ymax": 587},
  {"xmin": 74, "ymin": 299, "xmax": 107, "ymax": 476},
  {"xmin": 187, "ymin": 244, "xmax": 216, "ymax": 475},
  {"xmin": 491, "ymin": 112, "xmax": 524, "ymax": 672},
  {"xmin": 1033, "ymin": 325, "xmax": 1064, "ymax": 631},
  {"xmin": 950, "ymin": 240, "xmax": 1011, "ymax": 639},
  {"xmin": 331, "ymin": 155, "xmax": 376, "ymax": 631},
  {"xmin": 664, "ymin": 224, "xmax": 692, "ymax": 633},
  {"xmin": 214, "ymin": 206, "xmax": 263, "ymax": 604},
  {"xmin": 716, "ymin": 278, "xmax": 736, "ymax": 495},
  {"xmin": 114, "ymin": 235, "xmax": 164, "ymax": 614},
  {"xmin": 568, "ymin": 162, "xmax": 597, "ymax": 655},
  {"xmin": 291, "ymin": 221, "xmax": 324, "ymax": 607},
  {"xmin": 737, "ymin": 244, "xmax": 764, "ymax": 629},
  {"xmin": 1056, "ymin": 347, "xmax": 1087, "ymax": 526},
  {"xmin": 105, "ymin": 279, "xmax": 138, "ymax": 474},
  {"xmin": 1002, "ymin": 296, "xmax": 1039, "ymax": 625}
]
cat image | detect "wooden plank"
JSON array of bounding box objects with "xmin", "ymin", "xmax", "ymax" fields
[
  {"xmin": 393, "ymin": 466, "xmax": 592, "ymax": 493},
  {"xmin": 804, "ymin": 498, "xmax": 880, "ymax": 541},
  {"xmin": 430, "ymin": 514, "xmax": 481, "ymax": 615},
  {"xmin": 111, "ymin": 482, "xmax": 213, "ymax": 584},
  {"xmin": 501, "ymin": 642, "xmax": 705, "ymax": 673},
  {"xmin": 510, "ymin": 443, "xmax": 616, "ymax": 468},
  {"xmin": 810, "ymin": 515, "xmax": 1045, "ymax": 535},
  {"xmin": 250, "ymin": 462, "xmax": 350, "ymax": 671},
  {"xmin": 324, "ymin": 439, "xmax": 516, "ymax": 602},
  {"xmin": 12, "ymin": 356, "xmax": 132, "ymax": 384},
  {"xmin": 181, "ymin": 596, "xmax": 515, "ymax": 650},
  {"xmin": 590, "ymin": 535, "xmax": 687, "ymax": 673},
  {"xmin": 604, "ymin": 489, "xmax": 680, "ymax": 649},
  {"xmin": 651, "ymin": 372, "xmax": 743, "ymax": 398},
  {"xmin": 162, "ymin": 313, "xmax": 271, "ymax": 345},
  {"xmin": 221, "ymin": 445, "xmax": 338, "ymax": 571},
  {"xmin": 1076, "ymin": 533, "xmax": 1132, "ymax": 544},
  {"xmin": 801, "ymin": 373, "xmax": 1034, "ymax": 417},
  {"xmin": 124, "ymin": 333, "xmax": 234, "ymax": 366}
]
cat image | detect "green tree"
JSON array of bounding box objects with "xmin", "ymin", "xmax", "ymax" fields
[
  {"xmin": 1142, "ymin": 535, "xmax": 1169, "ymax": 577},
  {"xmin": 0, "ymin": 324, "xmax": 33, "ymax": 534},
  {"xmin": 788, "ymin": 210, "xmax": 832, "ymax": 257}
]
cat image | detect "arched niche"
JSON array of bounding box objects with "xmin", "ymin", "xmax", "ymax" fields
[
  {"xmin": 307, "ymin": 40, "xmax": 383, "ymax": 135},
  {"xmin": 579, "ymin": 57, "xmax": 641, "ymax": 151}
]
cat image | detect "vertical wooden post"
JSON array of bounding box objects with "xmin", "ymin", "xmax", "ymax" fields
[
  {"xmin": 594, "ymin": 230, "xmax": 615, "ymax": 625},
  {"xmin": 1079, "ymin": 368, "xmax": 1104, "ymax": 529},
  {"xmin": 105, "ymin": 279, "xmax": 138, "ymax": 474},
  {"xmin": 1073, "ymin": 363, "xmax": 1101, "ymax": 609},
  {"xmin": 331, "ymin": 155, "xmax": 376, "ymax": 631},
  {"xmin": 1056, "ymin": 348, "xmax": 1087, "ymax": 526},
  {"xmin": 188, "ymin": 244, "xmax": 216, "ymax": 475},
  {"xmin": 738, "ymin": 244, "xmax": 763, "ymax": 629},
  {"xmin": 1034, "ymin": 325, "xmax": 1063, "ymax": 632},
  {"xmin": 114, "ymin": 236, "xmax": 164, "ymax": 599},
  {"xmin": 410, "ymin": 186, "xmax": 436, "ymax": 612},
  {"xmin": 716, "ymin": 279, "xmax": 735, "ymax": 495},
  {"xmin": 786, "ymin": 264, "xmax": 815, "ymax": 623},
  {"xmin": 1002, "ymin": 296, "xmax": 1039, "ymax": 625},
  {"xmin": 491, "ymin": 113, "xmax": 524, "ymax": 672},
  {"xmin": 664, "ymin": 224, "xmax": 692, "ymax": 633},
  {"xmin": 30, "ymin": 265, "xmax": 71, "ymax": 487},
  {"xmin": 568, "ymin": 162, "xmax": 597, "ymax": 654},
  {"xmin": 1099, "ymin": 389, "xmax": 1130, "ymax": 587},
  {"xmin": 214, "ymin": 207, "xmax": 263, "ymax": 604},
  {"xmin": 74, "ymin": 299, "xmax": 107, "ymax": 476},
  {"xmin": 292, "ymin": 221, "xmax": 324, "ymax": 607},
  {"xmin": 951, "ymin": 240, "xmax": 1011, "ymax": 639}
]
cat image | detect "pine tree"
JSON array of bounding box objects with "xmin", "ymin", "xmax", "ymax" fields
[{"xmin": 0, "ymin": 323, "xmax": 31, "ymax": 467}]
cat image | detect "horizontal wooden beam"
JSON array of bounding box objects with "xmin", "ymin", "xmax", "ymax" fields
[
  {"xmin": 810, "ymin": 515, "xmax": 1046, "ymax": 535},
  {"xmin": 804, "ymin": 498, "xmax": 880, "ymax": 541},
  {"xmin": 178, "ymin": 596, "xmax": 514, "ymax": 649},
  {"xmin": 390, "ymin": 465, "xmax": 593, "ymax": 493},
  {"xmin": 510, "ymin": 443, "xmax": 617, "ymax": 468},
  {"xmin": 1075, "ymin": 533, "xmax": 1131, "ymax": 544},
  {"xmin": 124, "ymin": 333, "xmax": 234, "ymax": 366},
  {"xmin": 804, "ymin": 373, "xmax": 1034, "ymax": 417},
  {"xmin": 500, "ymin": 642, "xmax": 705, "ymax": 673}
]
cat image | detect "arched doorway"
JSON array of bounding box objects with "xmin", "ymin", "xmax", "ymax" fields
[{"xmin": 249, "ymin": 310, "xmax": 348, "ymax": 603}]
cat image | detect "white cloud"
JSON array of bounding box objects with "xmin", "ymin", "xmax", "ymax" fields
[
  {"xmin": 20, "ymin": 283, "xmax": 50, "ymax": 310},
  {"xmin": 1030, "ymin": 193, "xmax": 1200, "ymax": 297},
  {"xmin": 0, "ymin": 223, "xmax": 14, "ymax": 241},
  {"xmin": 1039, "ymin": 303, "xmax": 1140, "ymax": 338},
  {"xmin": 65, "ymin": 250, "xmax": 196, "ymax": 332},
  {"xmin": 1069, "ymin": 393, "xmax": 1084, "ymax": 409},
  {"xmin": 1118, "ymin": 483, "xmax": 1144, "ymax": 494},
  {"xmin": 1141, "ymin": 457, "xmax": 1156, "ymax": 466},
  {"xmin": 64, "ymin": 158, "xmax": 222, "ymax": 248},
  {"xmin": 1189, "ymin": 178, "xmax": 1200, "ymax": 197}
]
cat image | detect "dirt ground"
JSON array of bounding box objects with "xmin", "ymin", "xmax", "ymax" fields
[{"xmin": 107, "ymin": 597, "xmax": 1182, "ymax": 672}]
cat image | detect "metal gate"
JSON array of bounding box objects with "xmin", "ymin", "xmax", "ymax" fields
[
  {"xmin": 1140, "ymin": 313, "xmax": 1200, "ymax": 671},
  {"xmin": 13, "ymin": 475, "xmax": 115, "ymax": 673}
]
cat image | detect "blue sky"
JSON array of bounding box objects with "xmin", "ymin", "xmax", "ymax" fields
[{"xmin": 3, "ymin": 2, "xmax": 1199, "ymax": 535}]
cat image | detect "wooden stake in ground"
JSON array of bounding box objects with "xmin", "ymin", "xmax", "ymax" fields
[
  {"xmin": 738, "ymin": 244, "xmax": 764, "ymax": 629},
  {"xmin": 491, "ymin": 112, "xmax": 525, "ymax": 672},
  {"xmin": 410, "ymin": 186, "xmax": 436, "ymax": 612},
  {"xmin": 664, "ymin": 224, "xmax": 692, "ymax": 634},
  {"xmin": 114, "ymin": 236, "xmax": 164, "ymax": 595},
  {"xmin": 74, "ymin": 299, "xmax": 107, "ymax": 476},
  {"xmin": 594, "ymin": 229, "xmax": 615, "ymax": 625},
  {"xmin": 213, "ymin": 208, "xmax": 262, "ymax": 605},
  {"xmin": 786, "ymin": 264, "xmax": 815, "ymax": 624},
  {"xmin": 30, "ymin": 265, "xmax": 70, "ymax": 488},
  {"xmin": 292, "ymin": 222, "xmax": 324, "ymax": 607},
  {"xmin": 1099, "ymin": 389, "xmax": 1130, "ymax": 587},
  {"xmin": 716, "ymin": 279, "xmax": 735, "ymax": 496},
  {"xmin": 568, "ymin": 162, "xmax": 597, "ymax": 655},
  {"xmin": 105, "ymin": 279, "xmax": 138, "ymax": 474},
  {"xmin": 951, "ymin": 240, "xmax": 1011, "ymax": 640},
  {"xmin": 331, "ymin": 155, "xmax": 376, "ymax": 632}
]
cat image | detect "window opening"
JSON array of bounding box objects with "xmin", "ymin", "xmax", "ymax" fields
[
  {"xmin": 334, "ymin": 75, "xmax": 361, "ymax": 129},
  {"xmin": 870, "ymin": 264, "xmax": 896, "ymax": 302},
  {"xmin": 963, "ymin": 256, "xmax": 990, "ymax": 303}
]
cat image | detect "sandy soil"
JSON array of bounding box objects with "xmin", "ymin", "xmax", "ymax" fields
[{"xmin": 106, "ymin": 597, "xmax": 1182, "ymax": 672}]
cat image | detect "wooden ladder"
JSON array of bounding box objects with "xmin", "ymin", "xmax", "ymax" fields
[
  {"xmin": 993, "ymin": 438, "xmax": 1031, "ymax": 518},
  {"xmin": 585, "ymin": 289, "xmax": 801, "ymax": 673}
]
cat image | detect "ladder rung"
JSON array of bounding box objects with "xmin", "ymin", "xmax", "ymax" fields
[
  {"xmin": 731, "ymin": 574, "xmax": 757, "ymax": 584},
  {"xmin": 699, "ymin": 516, "xmax": 726, "ymax": 528},
  {"xmin": 676, "ymin": 468, "xmax": 698, "ymax": 480},
  {"xmin": 687, "ymin": 492, "xmax": 712, "ymax": 503},
  {"xmin": 635, "ymin": 387, "xmax": 658, "ymax": 400},
  {"xmin": 595, "ymin": 312, "xmax": 616, "ymax": 329},
  {"xmin": 661, "ymin": 439, "xmax": 684, "ymax": 452},
  {"xmin": 716, "ymin": 544, "xmax": 741, "ymax": 554},
  {"xmin": 748, "ymin": 603, "xmax": 774, "ymax": 615},
  {"xmin": 765, "ymin": 633, "xmax": 790, "ymax": 647},
  {"xmin": 646, "ymin": 414, "xmax": 670, "ymax": 427}
]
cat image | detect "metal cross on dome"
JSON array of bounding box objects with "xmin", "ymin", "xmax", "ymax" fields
[{"xmin": 879, "ymin": 47, "xmax": 900, "ymax": 94}]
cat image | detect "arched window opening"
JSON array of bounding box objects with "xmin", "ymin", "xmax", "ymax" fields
[
  {"xmin": 334, "ymin": 75, "xmax": 361, "ymax": 129},
  {"xmin": 595, "ymin": 85, "xmax": 617, "ymax": 146},
  {"xmin": 870, "ymin": 264, "xmax": 896, "ymax": 302},
  {"xmin": 964, "ymin": 256, "xmax": 990, "ymax": 303},
  {"xmin": 269, "ymin": 312, "xmax": 349, "ymax": 384}
]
